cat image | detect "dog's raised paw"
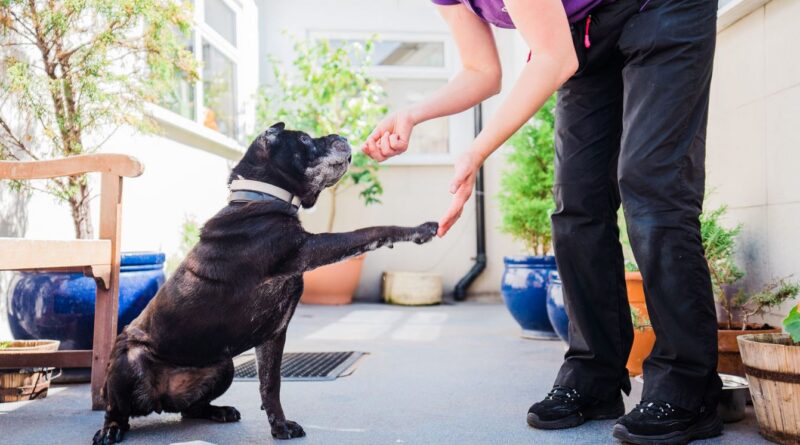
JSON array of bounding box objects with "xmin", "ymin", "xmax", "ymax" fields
[
  {"xmin": 271, "ymin": 420, "xmax": 306, "ymax": 440},
  {"xmin": 412, "ymin": 222, "xmax": 438, "ymax": 244},
  {"xmin": 92, "ymin": 423, "xmax": 125, "ymax": 445}
]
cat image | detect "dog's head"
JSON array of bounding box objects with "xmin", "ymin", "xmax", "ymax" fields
[{"xmin": 230, "ymin": 122, "xmax": 352, "ymax": 208}]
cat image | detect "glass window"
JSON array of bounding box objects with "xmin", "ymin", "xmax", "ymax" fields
[
  {"xmin": 372, "ymin": 41, "xmax": 445, "ymax": 67},
  {"xmin": 204, "ymin": 0, "xmax": 237, "ymax": 46},
  {"xmin": 202, "ymin": 40, "xmax": 237, "ymax": 138},
  {"xmin": 158, "ymin": 0, "xmax": 240, "ymax": 141},
  {"xmin": 379, "ymin": 78, "xmax": 449, "ymax": 155},
  {"xmin": 161, "ymin": 32, "xmax": 196, "ymax": 120}
]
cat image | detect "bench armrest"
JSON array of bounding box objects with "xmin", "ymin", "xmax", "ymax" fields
[{"xmin": 0, "ymin": 154, "xmax": 144, "ymax": 180}]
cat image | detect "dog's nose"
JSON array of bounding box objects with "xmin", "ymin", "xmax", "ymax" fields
[{"xmin": 332, "ymin": 138, "xmax": 351, "ymax": 154}]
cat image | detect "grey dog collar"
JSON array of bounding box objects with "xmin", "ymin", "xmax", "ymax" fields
[{"xmin": 228, "ymin": 178, "xmax": 301, "ymax": 209}]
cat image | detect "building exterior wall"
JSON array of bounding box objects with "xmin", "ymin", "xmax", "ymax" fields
[
  {"xmin": 258, "ymin": 0, "xmax": 530, "ymax": 301},
  {"xmin": 706, "ymin": 0, "xmax": 800, "ymax": 325}
]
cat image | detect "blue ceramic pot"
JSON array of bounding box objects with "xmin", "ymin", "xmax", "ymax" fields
[
  {"xmin": 6, "ymin": 252, "xmax": 165, "ymax": 349},
  {"xmin": 501, "ymin": 256, "xmax": 558, "ymax": 339},
  {"xmin": 546, "ymin": 271, "xmax": 569, "ymax": 343}
]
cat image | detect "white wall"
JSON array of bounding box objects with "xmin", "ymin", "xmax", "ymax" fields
[{"xmin": 707, "ymin": 0, "xmax": 800, "ymax": 326}]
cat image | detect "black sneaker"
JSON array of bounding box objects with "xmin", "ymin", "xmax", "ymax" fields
[
  {"xmin": 613, "ymin": 401, "xmax": 723, "ymax": 444},
  {"xmin": 527, "ymin": 386, "xmax": 625, "ymax": 430}
]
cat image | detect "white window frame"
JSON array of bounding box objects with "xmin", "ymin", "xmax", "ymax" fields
[
  {"xmin": 310, "ymin": 30, "xmax": 471, "ymax": 166},
  {"xmin": 148, "ymin": 0, "xmax": 249, "ymax": 156}
]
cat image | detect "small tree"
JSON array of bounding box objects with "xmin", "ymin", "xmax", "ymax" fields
[
  {"xmin": 256, "ymin": 36, "xmax": 385, "ymax": 232},
  {"xmin": 498, "ymin": 95, "xmax": 556, "ymax": 256},
  {"xmin": 701, "ymin": 204, "xmax": 799, "ymax": 329},
  {"xmin": 0, "ymin": 0, "xmax": 196, "ymax": 238}
]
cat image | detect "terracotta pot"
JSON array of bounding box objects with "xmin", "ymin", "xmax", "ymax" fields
[
  {"xmin": 625, "ymin": 272, "xmax": 655, "ymax": 376},
  {"xmin": 627, "ymin": 327, "xmax": 656, "ymax": 376},
  {"xmin": 625, "ymin": 272, "xmax": 647, "ymax": 318},
  {"xmin": 300, "ymin": 255, "xmax": 365, "ymax": 305},
  {"xmin": 718, "ymin": 323, "xmax": 782, "ymax": 376}
]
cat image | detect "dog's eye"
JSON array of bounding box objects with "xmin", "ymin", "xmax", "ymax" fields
[{"xmin": 300, "ymin": 135, "xmax": 312, "ymax": 145}]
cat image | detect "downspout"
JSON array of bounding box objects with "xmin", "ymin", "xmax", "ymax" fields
[{"xmin": 453, "ymin": 103, "xmax": 487, "ymax": 301}]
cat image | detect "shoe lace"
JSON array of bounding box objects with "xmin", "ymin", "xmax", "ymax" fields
[
  {"xmin": 545, "ymin": 386, "xmax": 581, "ymax": 403},
  {"xmin": 636, "ymin": 401, "xmax": 677, "ymax": 419}
]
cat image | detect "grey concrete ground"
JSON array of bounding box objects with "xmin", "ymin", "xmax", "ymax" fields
[{"xmin": 0, "ymin": 303, "xmax": 769, "ymax": 445}]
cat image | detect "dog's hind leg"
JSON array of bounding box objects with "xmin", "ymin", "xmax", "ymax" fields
[
  {"xmin": 256, "ymin": 330, "xmax": 305, "ymax": 440},
  {"xmin": 93, "ymin": 336, "xmax": 150, "ymax": 445},
  {"xmin": 178, "ymin": 359, "xmax": 241, "ymax": 423}
]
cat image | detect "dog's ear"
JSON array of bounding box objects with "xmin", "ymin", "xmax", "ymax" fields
[{"xmin": 263, "ymin": 122, "xmax": 285, "ymax": 145}]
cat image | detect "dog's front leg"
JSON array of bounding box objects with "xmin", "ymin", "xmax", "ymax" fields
[
  {"xmin": 290, "ymin": 222, "xmax": 438, "ymax": 273},
  {"xmin": 256, "ymin": 330, "xmax": 305, "ymax": 440}
]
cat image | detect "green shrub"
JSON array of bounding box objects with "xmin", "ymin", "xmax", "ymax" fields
[
  {"xmin": 497, "ymin": 96, "xmax": 556, "ymax": 256},
  {"xmin": 701, "ymin": 204, "xmax": 799, "ymax": 329},
  {"xmin": 256, "ymin": 36, "xmax": 386, "ymax": 231},
  {"xmin": 784, "ymin": 305, "xmax": 800, "ymax": 342},
  {"xmin": 630, "ymin": 307, "xmax": 651, "ymax": 331}
]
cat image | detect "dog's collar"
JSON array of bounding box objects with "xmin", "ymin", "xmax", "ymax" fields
[{"xmin": 228, "ymin": 177, "xmax": 301, "ymax": 209}]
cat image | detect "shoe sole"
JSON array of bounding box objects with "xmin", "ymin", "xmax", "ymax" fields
[
  {"xmin": 527, "ymin": 403, "xmax": 625, "ymax": 430},
  {"xmin": 612, "ymin": 414, "xmax": 723, "ymax": 445}
]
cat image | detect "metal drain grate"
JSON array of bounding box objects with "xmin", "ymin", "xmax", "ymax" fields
[{"xmin": 233, "ymin": 352, "xmax": 364, "ymax": 381}]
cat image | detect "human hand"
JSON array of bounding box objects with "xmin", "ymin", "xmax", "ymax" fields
[
  {"xmin": 438, "ymin": 150, "xmax": 482, "ymax": 237},
  {"xmin": 361, "ymin": 110, "xmax": 415, "ymax": 161}
]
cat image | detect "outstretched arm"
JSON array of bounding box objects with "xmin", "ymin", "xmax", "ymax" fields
[{"xmin": 283, "ymin": 222, "xmax": 438, "ymax": 274}]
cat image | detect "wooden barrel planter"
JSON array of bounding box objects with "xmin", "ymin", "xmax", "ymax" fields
[
  {"xmin": 738, "ymin": 333, "xmax": 800, "ymax": 444},
  {"xmin": 0, "ymin": 340, "xmax": 60, "ymax": 403}
]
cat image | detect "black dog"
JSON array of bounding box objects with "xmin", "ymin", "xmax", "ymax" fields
[{"xmin": 92, "ymin": 122, "xmax": 438, "ymax": 444}]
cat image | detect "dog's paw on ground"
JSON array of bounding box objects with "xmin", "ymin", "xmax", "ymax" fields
[
  {"xmin": 182, "ymin": 404, "xmax": 241, "ymax": 423},
  {"xmin": 271, "ymin": 420, "xmax": 306, "ymax": 440},
  {"xmin": 411, "ymin": 222, "xmax": 438, "ymax": 244},
  {"xmin": 92, "ymin": 421, "xmax": 127, "ymax": 445}
]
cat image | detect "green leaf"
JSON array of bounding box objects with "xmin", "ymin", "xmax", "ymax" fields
[{"xmin": 784, "ymin": 306, "xmax": 800, "ymax": 343}]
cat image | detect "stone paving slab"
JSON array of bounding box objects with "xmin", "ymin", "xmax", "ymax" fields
[{"xmin": 0, "ymin": 303, "xmax": 770, "ymax": 445}]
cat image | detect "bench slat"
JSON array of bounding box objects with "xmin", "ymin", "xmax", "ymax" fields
[
  {"xmin": 0, "ymin": 154, "xmax": 143, "ymax": 180},
  {"xmin": 0, "ymin": 238, "xmax": 111, "ymax": 270},
  {"xmin": 0, "ymin": 350, "xmax": 93, "ymax": 369}
]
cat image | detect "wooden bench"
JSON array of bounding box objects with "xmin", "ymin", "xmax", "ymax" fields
[{"xmin": 0, "ymin": 154, "xmax": 144, "ymax": 410}]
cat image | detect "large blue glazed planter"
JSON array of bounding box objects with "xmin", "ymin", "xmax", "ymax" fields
[
  {"xmin": 546, "ymin": 271, "xmax": 570, "ymax": 343},
  {"xmin": 6, "ymin": 252, "xmax": 165, "ymax": 349},
  {"xmin": 501, "ymin": 255, "xmax": 558, "ymax": 339}
]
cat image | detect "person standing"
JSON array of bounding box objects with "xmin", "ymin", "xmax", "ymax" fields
[{"xmin": 362, "ymin": 0, "xmax": 722, "ymax": 443}]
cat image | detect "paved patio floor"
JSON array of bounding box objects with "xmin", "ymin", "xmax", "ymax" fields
[{"xmin": 1, "ymin": 302, "xmax": 769, "ymax": 445}]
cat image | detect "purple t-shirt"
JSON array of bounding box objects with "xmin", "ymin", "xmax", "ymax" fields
[{"xmin": 432, "ymin": 0, "xmax": 602, "ymax": 26}]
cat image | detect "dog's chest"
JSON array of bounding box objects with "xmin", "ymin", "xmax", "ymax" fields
[{"xmin": 247, "ymin": 275, "xmax": 303, "ymax": 338}]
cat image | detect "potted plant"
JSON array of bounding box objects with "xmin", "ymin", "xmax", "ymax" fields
[
  {"xmin": 737, "ymin": 305, "xmax": 800, "ymax": 444},
  {"xmin": 256, "ymin": 36, "xmax": 385, "ymax": 305},
  {"xmin": 627, "ymin": 306, "xmax": 655, "ymax": 376},
  {"xmin": 498, "ymin": 96, "xmax": 558, "ymax": 338},
  {"xmin": 0, "ymin": 1, "xmax": 192, "ymax": 366},
  {"xmin": 701, "ymin": 205, "xmax": 799, "ymax": 375},
  {"xmin": 0, "ymin": 340, "xmax": 60, "ymax": 402}
]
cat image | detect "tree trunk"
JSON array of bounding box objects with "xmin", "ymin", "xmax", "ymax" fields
[{"xmin": 67, "ymin": 176, "xmax": 94, "ymax": 239}]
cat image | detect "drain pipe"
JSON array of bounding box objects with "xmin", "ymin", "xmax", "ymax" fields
[{"xmin": 453, "ymin": 103, "xmax": 487, "ymax": 301}]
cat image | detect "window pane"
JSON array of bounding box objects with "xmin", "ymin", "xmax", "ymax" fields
[
  {"xmin": 380, "ymin": 79, "xmax": 449, "ymax": 154},
  {"xmin": 202, "ymin": 40, "xmax": 237, "ymax": 139},
  {"xmin": 330, "ymin": 39, "xmax": 445, "ymax": 68},
  {"xmin": 372, "ymin": 41, "xmax": 444, "ymax": 67},
  {"xmin": 160, "ymin": 32, "xmax": 195, "ymax": 119},
  {"xmin": 205, "ymin": 0, "xmax": 236, "ymax": 46}
]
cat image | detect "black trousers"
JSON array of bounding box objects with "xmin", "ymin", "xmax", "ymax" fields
[{"xmin": 551, "ymin": 0, "xmax": 721, "ymax": 411}]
